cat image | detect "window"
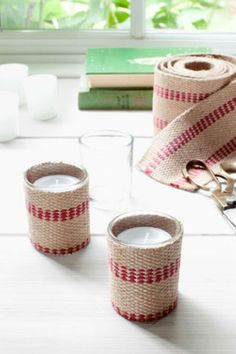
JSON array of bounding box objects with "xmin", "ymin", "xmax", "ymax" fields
[
  {"xmin": 0, "ymin": 0, "xmax": 235, "ymax": 65},
  {"xmin": 2, "ymin": 0, "xmax": 236, "ymax": 31},
  {"xmin": 146, "ymin": 0, "xmax": 236, "ymax": 32},
  {"xmin": 1, "ymin": 0, "xmax": 130, "ymax": 30}
]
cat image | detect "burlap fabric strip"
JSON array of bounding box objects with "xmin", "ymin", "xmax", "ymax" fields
[
  {"xmin": 138, "ymin": 54, "xmax": 236, "ymax": 190},
  {"xmin": 107, "ymin": 212, "xmax": 183, "ymax": 322},
  {"xmin": 24, "ymin": 162, "xmax": 90, "ymax": 255}
]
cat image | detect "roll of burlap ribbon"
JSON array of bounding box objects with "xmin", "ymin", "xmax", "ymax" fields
[
  {"xmin": 138, "ymin": 54, "xmax": 236, "ymax": 190},
  {"xmin": 107, "ymin": 212, "xmax": 183, "ymax": 322},
  {"xmin": 24, "ymin": 162, "xmax": 90, "ymax": 255}
]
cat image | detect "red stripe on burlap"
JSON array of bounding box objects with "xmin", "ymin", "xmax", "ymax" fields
[
  {"xmin": 31, "ymin": 238, "xmax": 90, "ymax": 255},
  {"xmin": 145, "ymin": 97, "xmax": 236, "ymax": 175},
  {"xmin": 206, "ymin": 136, "xmax": 236, "ymax": 166},
  {"xmin": 109, "ymin": 257, "xmax": 180, "ymax": 284},
  {"xmin": 112, "ymin": 299, "xmax": 177, "ymax": 322},
  {"xmin": 154, "ymin": 117, "xmax": 169, "ymax": 130},
  {"xmin": 27, "ymin": 200, "xmax": 89, "ymax": 222},
  {"xmin": 169, "ymin": 136, "xmax": 236, "ymax": 189},
  {"xmin": 154, "ymin": 85, "xmax": 210, "ymax": 103}
]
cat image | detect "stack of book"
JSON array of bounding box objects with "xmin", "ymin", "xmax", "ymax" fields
[{"xmin": 78, "ymin": 47, "xmax": 211, "ymax": 110}]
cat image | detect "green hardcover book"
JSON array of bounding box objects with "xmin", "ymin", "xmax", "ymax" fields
[
  {"xmin": 78, "ymin": 88, "xmax": 153, "ymax": 110},
  {"xmin": 86, "ymin": 47, "xmax": 212, "ymax": 88}
]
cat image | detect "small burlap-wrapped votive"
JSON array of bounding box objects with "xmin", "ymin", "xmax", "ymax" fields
[
  {"xmin": 24, "ymin": 162, "xmax": 90, "ymax": 255},
  {"xmin": 107, "ymin": 212, "xmax": 183, "ymax": 322}
]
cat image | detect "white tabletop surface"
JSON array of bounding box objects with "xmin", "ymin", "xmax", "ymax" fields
[{"xmin": 1, "ymin": 79, "xmax": 236, "ymax": 354}]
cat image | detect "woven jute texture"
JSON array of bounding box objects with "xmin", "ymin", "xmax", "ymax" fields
[
  {"xmin": 138, "ymin": 54, "xmax": 236, "ymax": 191},
  {"xmin": 24, "ymin": 162, "xmax": 90, "ymax": 255},
  {"xmin": 107, "ymin": 212, "xmax": 183, "ymax": 322}
]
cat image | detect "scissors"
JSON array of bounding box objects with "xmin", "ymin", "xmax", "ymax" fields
[{"xmin": 183, "ymin": 159, "xmax": 236, "ymax": 232}]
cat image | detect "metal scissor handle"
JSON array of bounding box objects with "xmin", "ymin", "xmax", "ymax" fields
[
  {"xmin": 183, "ymin": 159, "xmax": 236, "ymax": 210},
  {"xmin": 182, "ymin": 159, "xmax": 222, "ymax": 192},
  {"xmin": 218, "ymin": 161, "xmax": 236, "ymax": 195}
]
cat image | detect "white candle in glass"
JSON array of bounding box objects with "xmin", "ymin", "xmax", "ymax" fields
[
  {"xmin": 0, "ymin": 63, "xmax": 28, "ymax": 105},
  {"xmin": 33, "ymin": 175, "xmax": 80, "ymax": 192},
  {"xmin": 24, "ymin": 74, "xmax": 58, "ymax": 121},
  {"xmin": 0, "ymin": 91, "xmax": 19, "ymax": 142},
  {"xmin": 117, "ymin": 227, "xmax": 171, "ymax": 247}
]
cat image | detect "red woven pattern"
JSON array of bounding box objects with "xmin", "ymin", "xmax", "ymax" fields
[
  {"xmin": 112, "ymin": 300, "xmax": 177, "ymax": 322},
  {"xmin": 31, "ymin": 238, "xmax": 89, "ymax": 255},
  {"xmin": 207, "ymin": 136, "xmax": 236, "ymax": 165},
  {"xmin": 154, "ymin": 117, "xmax": 169, "ymax": 130},
  {"xmin": 109, "ymin": 257, "xmax": 180, "ymax": 284},
  {"xmin": 154, "ymin": 85, "xmax": 209, "ymax": 103},
  {"xmin": 145, "ymin": 97, "xmax": 236, "ymax": 174},
  {"xmin": 27, "ymin": 200, "xmax": 89, "ymax": 222},
  {"xmin": 170, "ymin": 135, "xmax": 236, "ymax": 188}
]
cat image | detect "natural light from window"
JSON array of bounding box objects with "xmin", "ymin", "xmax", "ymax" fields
[{"xmin": 1, "ymin": 0, "xmax": 236, "ymax": 31}]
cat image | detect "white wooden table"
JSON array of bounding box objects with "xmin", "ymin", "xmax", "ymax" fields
[{"xmin": 1, "ymin": 79, "xmax": 236, "ymax": 354}]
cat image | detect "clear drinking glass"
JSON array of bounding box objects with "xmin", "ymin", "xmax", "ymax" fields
[{"xmin": 79, "ymin": 130, "xmax": 133, "ymax": 210}]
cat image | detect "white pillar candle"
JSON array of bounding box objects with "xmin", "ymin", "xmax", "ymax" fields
[
  {"xmin": 24, "ymin": 74, "xmax": 58, "ymax": 121},
  {"xmin": 0, "ymin": 63, "xmax": 28, "ymax": 105},
  {"xmin": 117, "ymin": 226, "xmax": 171, "ymax": 247},
  {"xmin": 0, "ymin": 91, "xmax": 19, "ymax": 142},
  {"xmin": 33, "ymin": 174, "xmax": 80, "ymax": 192}
]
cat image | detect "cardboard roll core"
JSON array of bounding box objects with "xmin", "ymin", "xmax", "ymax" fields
[{"xmin": 185, "ymin": 61, "xmax": 212, "ymax": 71}]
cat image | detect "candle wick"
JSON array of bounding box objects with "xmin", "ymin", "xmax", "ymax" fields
[{"xmin": 143, "ymin": 232, "xmax": 150, "ymax": 244}]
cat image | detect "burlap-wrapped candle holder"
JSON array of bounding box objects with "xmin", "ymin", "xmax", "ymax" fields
[
  {"xmin": 107, "ymin": 212, "xmax": 183, "ymax": 322},
  {"xmin": 24, "ymin": 162, "xmax": 90, "ymax": 255}
]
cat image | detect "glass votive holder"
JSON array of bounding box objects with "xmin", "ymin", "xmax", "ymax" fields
[
  {"xmin": 24, "ymin": 74, "xmax": 58, "ymax": 121},
  {"xmin": 0, "ymin": 63, "xmax": 28, "ymax": 105},
  {"xmin": 24, "ymin": 162, "xmax": 90, "ymax": 255},
  {"xmin": 107, "ymin": 212, "xmax": 183, "ymax": 322},
  {"xmin": 79, "ymin": 130, "xmax": 133, "ymax": 210},
  {"xmin": 0, "ymin": 91, "xmax": 19, "ymax": 142}
]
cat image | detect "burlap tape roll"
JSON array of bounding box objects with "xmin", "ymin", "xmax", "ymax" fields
[
  {"xmin": 107, "ymin": 212, "xmax": 183, "ymax": 322},
  {"xmin": 24, "ymin": 162, "xmax": 90, "ymax": 255},
  {"xmin": 138, "ymin": 54, "xmax": 236, "ymax": 190}
]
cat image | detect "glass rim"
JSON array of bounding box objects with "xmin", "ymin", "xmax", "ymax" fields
[
  {"xmin": 24, "ymin": 74, "xmax": 58, "ymax": 83},
  {"xmin": 107, "ymin": 211, "xmax": 183, "ymax": 249},
  {"xmin": 0, "ymin": 63, "xmax": 29, "ymax": 71},
  {"xmin": 24, "ymin": 161, "xmax": 88, "ymax": 193},
  {"xmin": 79, "ymin": 129, "xmax": 134, "ymax": 149}
]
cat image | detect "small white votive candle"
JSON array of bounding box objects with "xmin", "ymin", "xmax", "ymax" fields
[
  {"xmin": 24, "ymin": 74, "xmax": 58, "ymax": 121},
  {"xmin": 33, "ymin": 174, "xmax": 80, "ymax": 192},
  {"xmin": 117, "ymin": 226, "xmax": 171, "ymax": 247},
  {"xmin": 0, "ymin": 91, "xmax": 19, "ymax": 142},
  {"xmin": 0, "ymin": 63, "xmax": 28, "ymax": 105}
]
